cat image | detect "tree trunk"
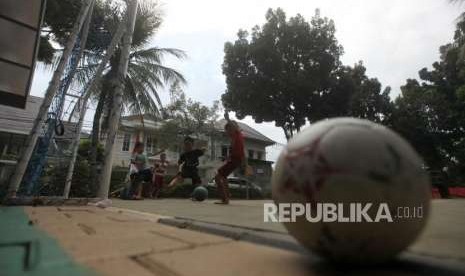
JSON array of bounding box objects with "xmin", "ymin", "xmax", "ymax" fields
[
  {"xmin": 63, "ymin": 17, "xmax": 127, "ymax": 198},
  {"xmin": 8, "ymin": 0, "xmax": 95, "ymax": 197},
  {"xmin": 89, "ymin": 89, "xmax": 107, "ymax": 189},
  {"xmin": 282, "ymin": 126, "xmax": 292, "ymax": 141},
  {"xmin": 98, "ymin": 0, "xmax": 139, "ymax": 199}
]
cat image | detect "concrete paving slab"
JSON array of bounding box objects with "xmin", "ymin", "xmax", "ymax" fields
[
  {"xmin": 409, "ymin": 199, "xmax": 465, "ymax": 260},
  {"xmin": 145, "ymin": 241, "xmax": 313, "ymax": 276},
  {"xmin": 113, "ymin": 198, "xmax": 465, "ymax": 262},
  {"xmin": 8, "ymin": 199, "xmax": 464, "ymax": 276},
  {"xmin": 0, "ymin": 207, "xmax": 95, "ymax": 276},
  {"xmin": 85, "ymin": 257, "xmax": 155, "ymax": 276},
  {"xmin": 112, "ymin": 199, "xmax": 287, "ymax": 233}
]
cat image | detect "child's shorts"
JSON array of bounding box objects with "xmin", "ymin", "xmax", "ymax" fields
[
  {"xmin": 154, "ymin": 175, "xmax": 164, "ymax": 187},
  {"xmin": 178, "ymin": 168, "xmax": 202, "ymax": 185},
  {"xmin": 131, "ymin": 168, "xmax": 152, "ymax": 182}
]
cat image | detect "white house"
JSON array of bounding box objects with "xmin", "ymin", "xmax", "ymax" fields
[
  {"xmin": 0, "ymin": 96, "xmax": 41, "ymax": 186},
  {"xmin": 0, "ymin": 97, "xmax": 276, "ymax": 190},
  {"xmin": 0, "ymin": 96, "xmax": 84, "ymax": 187},
  {"xmin": 107, "ymin": 115, "xmax": 276, "ymax": 188}
]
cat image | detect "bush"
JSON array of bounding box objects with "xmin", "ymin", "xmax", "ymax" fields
[
  {"xmin": 156, "ymin": 177, "xmax": 262, "ymax": 199},
  {"xmin": 262, "ymin": 189, "xmax": 272, "ymax": 199},
  {"xmin": 33, "ymin": 140, "xmax": 104, "ymax": 197},
  {"xmin": 110, "ymin": 166, "xmax": 129, "ymax": 195},
  {"xmin": 38, "ymin": 158, "xmax": 95, "ymax": 197},
  {"xmin": 78, "ymin": 139, "xmax": 104, "ymax": 161}
]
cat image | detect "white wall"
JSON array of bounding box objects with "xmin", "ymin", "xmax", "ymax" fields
[
  {"xmin": 112, "ymin": 130, "xmax": 134, "ymax": 168},
  {"xmin": 215, "ymin": 136, "xmax": 267, "ymax": 161}
]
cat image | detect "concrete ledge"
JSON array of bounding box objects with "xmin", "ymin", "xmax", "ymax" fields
[
  {"xmin": 158, "ymin": 216, "xmax": 465, "ymax": 275},
  {"xmin": 158, "ymin": 216, "xmax": 309, "ymax": 255},
  {"xmin": 105, "ymin": 206, "xmax": 172, "ymax": 222}
]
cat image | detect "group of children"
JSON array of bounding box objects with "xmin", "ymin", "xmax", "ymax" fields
[
  {"xmin": 129, "ymin": 144, "xmax": 168, "ymax": 200},
  {"xmin": 128, "ymin": 119, "xmax": 246, "ymax": 204}
]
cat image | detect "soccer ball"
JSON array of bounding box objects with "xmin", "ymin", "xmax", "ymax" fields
[
  {"xmin": 192, "ymin": 186, "xmax": 208, "ymax": 202},
  {"xmin": 272, "ymin": 117, "xmax": 431, "ymax": 264}
]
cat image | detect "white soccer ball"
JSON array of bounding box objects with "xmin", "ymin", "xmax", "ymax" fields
[{"xmin": 272, "ymin": 117, "xmax": 431, "ymax": 264}]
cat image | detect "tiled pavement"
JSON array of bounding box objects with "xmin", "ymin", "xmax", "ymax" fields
[{"xmin": 2, "ymin": 199, "xmax": 465, "ymax": 276}]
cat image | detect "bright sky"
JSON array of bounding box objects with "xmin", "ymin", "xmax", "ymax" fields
[{"xmin": 30, "ymin": 0, "xmax": 463, "ymax": 161}]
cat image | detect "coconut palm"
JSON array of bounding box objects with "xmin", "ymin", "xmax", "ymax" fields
[
  {"xmin": 80, "ymin": 1, "xmax": 186, "ymax": 186},
  {"xmin": 42, "ymin": 0, "xmax": 185, "ymax": 134}
]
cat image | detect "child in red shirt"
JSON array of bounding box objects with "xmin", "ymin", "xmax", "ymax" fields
[{"xmin": 214, "ymin": 120, "xmax": 246, "ymax": 204}]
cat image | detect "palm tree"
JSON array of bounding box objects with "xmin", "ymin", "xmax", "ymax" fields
[
  {"xmin": 33, "ymin": 0, "xmax": 184, "ymax": 194},
  {"xmin": 83, "ymin": 1, "xmax": 186, "ymax": 186}
]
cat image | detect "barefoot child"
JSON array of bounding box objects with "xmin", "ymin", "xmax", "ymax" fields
[
  {"xmin": 152, "ymin": 152, "xmax": 169, "ymax": 198},
  {"xmin": 130, "ymin": 142, "xmax": 152, "ymax": 199},
  {"xmin": 168, "ymin": 137, "xmax": 205, "ymax": 193},
  {"xmin": 214, "ymin": 119, "xmax": 247, "ymax": 204}
]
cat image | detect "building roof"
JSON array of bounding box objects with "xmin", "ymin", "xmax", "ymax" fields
[
  {"xmin": 120, "ymin": 115, "xmax": 161, "ymax": 130},
  {"xmin": 216, "ymin": 119, "xmax": 275, "ymax": 146},
  {"xmin": 121, "ymin": 116, "xmax": 276, "ymax": 146},
  {"xmin": 0, "ymin": 96, "xmax": 89, "ymax": 139}
]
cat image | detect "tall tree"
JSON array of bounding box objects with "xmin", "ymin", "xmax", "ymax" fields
[
  {"xmin": 37, "ymin": 0, "xmax": 186, "ymax": 190},
  {"xmin": 157, "ymin": 86, "xmax": 220, "ymax": 152},
  {"xmin": 38, "ymin": 0, "xmax": 119, "ymax": 64},
  {"xmin": 223, "ymin": 8, "xmax": 344, "ymax": 139},
  {"xmin": 327, "ymin": 62, "xmax": 393, "ymax": 124},
  {"xmin": 222, "ymin": 8, "xmax": 393, "ymax": 139},
  {"xmin": 86, "ymin": 1, "xmax": 186, "ymax": 188},
  {"xmin": 392, "ymin": 20, "xmax": 465, "ymax": 180}
]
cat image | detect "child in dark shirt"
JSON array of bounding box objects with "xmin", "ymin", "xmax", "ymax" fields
[{"xmin": 168, "ymin": 137, "xmax": 205, "ymax": 190}]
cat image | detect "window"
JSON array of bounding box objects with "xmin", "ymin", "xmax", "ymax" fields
[
  {"xmin": 0, "ymin": 132, "xmax": 26, "ymax": 160},
  {"xmin": 210, "ymin": 140, "xmax": 215, "ymax": 160},
  {"xmin": 122, "ymin": 133, "xmax": 131, "ymax": 152},
  {"xmin": 145, "ymin": 135, "xmax": 156, "ymax": 154},
  {"xmin": 248, "ymin": 149, "xmax": 254, "ymax": 159},
  {"xmin": 221, "ymin": 146, "xmax": 228, "ymax": 158},
  {"xmin": 257, "ymin": 151, "xmax": 263, "ymax": 160}
]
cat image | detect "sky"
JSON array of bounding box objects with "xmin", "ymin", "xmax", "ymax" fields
[{"xmin": 30, "ymin": 0, "xmax": 463, "ymax": 161}]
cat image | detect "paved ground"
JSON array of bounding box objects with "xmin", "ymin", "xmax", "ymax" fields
[
  {"xmin": 2, "ymin": 199, "xmax": 464, "ymax": 275},
  {"xmin": 113, "ymin": 198, "xmax": 465, "ymax": 261},
  {"xmin": 112, "ymin": 199, "xmax": 287, "ymax": 233}
]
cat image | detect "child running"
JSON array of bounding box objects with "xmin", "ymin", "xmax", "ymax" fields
[
  {"xmin": 214, "ymin": 117, "xmax": 246, "ymax": 204},
  {"xmin": 168, "ymin": 137, "xmax": 205, "ymax": 194}
]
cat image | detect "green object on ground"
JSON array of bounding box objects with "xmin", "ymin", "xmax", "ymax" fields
[
  {"xmin": 0, "ymin": 207, "xmax": 96, "ymax": 276},
  {"xmin": 192, "ymin": 186, "xmax": 208, "ymax": 201}
]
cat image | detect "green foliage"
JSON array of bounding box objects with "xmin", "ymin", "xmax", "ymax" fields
[
  {"xmin": 222, "ymin": 8, "xmax": 391, "ymax": 139},
  {"xmin": 391, "ymin": 20, "xmax": 465, "ymax": 181},
  {"xmin": 156, "ymin": 181, "xmax": 262, "ymax": 199},
  {"xmin": 159, "ymin": 182, "xmax": 196, "ymax": 198},
  {"xmin": 109, "ymin": 166, "xmax": 129, "ymax": 195},
  {"xmin": 332, "ymin": 63, "xmax": 393, "ymax": 124},
  {"xmin": 38, "ymin": 0, "xmax": 185, "ymax": 118},
  {"xmin": 38, "ymin": 140, "xmax": 105, "ymax": 197},
  {"xmin": 38, "ymin": 0, "xmax": 122, "ymax": 64},
  {"xmin": 156, "ymin": 84, "xmax": 221, "ymax": 149},
  {"xmin": 78, "ymin": 139, "xmax": 104, "ymax": 161}
]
